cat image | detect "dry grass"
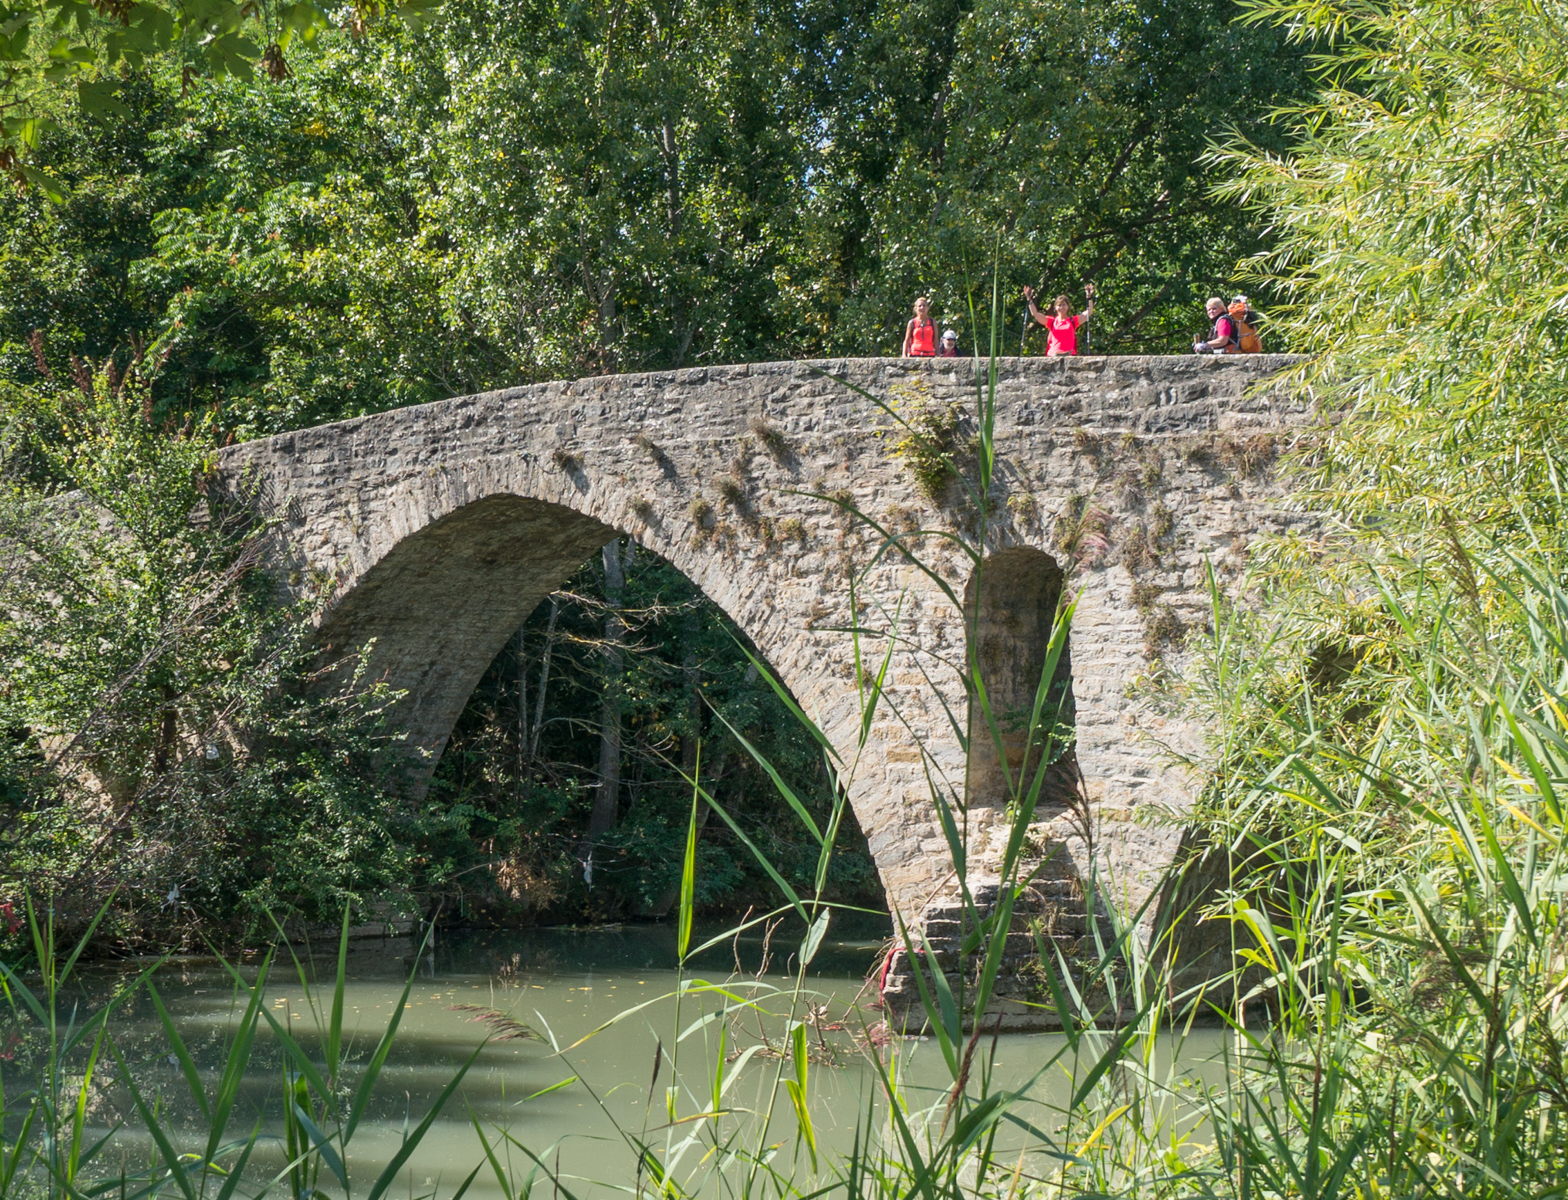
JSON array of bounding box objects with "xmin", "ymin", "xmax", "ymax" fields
[
  {"xmin": 1121, "ymin": 523, "xmax": 1155, "ymax": 572},
  {"xmin": 1142, "ymin": 603, "xmax": 1184, "ymax": 656},
  {"xmin": 715, "ymin": 474, "xmax": 747, "ymax": 507},
  {"xmin": 748, "ymin": 415, "xmax": 791, "ymax": 460},
  {"xmin": 1217, "ymin": 432, "xmax": 1278, "ymax": 478},
  {"xmin": 1130, "ymin": 580, "xmax": 1164, "ymax": 609}
]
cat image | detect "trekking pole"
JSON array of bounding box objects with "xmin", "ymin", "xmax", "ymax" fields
[{"xmin": 1020, "ymin": 304, "xmax": 1029, "ymax": 356}]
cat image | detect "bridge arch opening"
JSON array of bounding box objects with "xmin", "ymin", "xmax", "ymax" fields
[
  {"xmin": 316, "ymin": 493, "xmax": 886, "ymax": 926},
  {"xmin": 963, "ymin": 547, "xmax": 1078, "ymax": 810}
]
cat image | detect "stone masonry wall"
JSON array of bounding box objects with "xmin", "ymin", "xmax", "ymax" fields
[{"xmin": 216, "ymin": 355, "xmax": 1313, "ymax": 931}]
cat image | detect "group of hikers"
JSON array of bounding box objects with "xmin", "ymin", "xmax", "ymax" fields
[{"xmin": 901, "ymin": 286, "xmax": 1263, "ymax": 357}]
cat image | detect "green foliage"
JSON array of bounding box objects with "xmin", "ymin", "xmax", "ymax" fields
[
  {"xmin": 886, "ymin": 390, "xmax": 964, "ymax": 505},
  {"xmin": 428, "ymin": 548, "xmax": 885, "ymax": 924},
  {"xmin": 2, "ymin": 0, "xmax": 1310, "ymax": 437},
  {"xmin": 1215, "ymin": 0, "xmax": 1568, "ymax": 529},
  {"xmin": 818, "ymin": 0, "xmax": 1311, "ymax": 354},
  {"xmin": 1160, "ymin": 0, "xmax": 1568, "ymax": 1190},
  {"xmin": 0, "ymin": 363, "xmax": 418, "ymax": 950},
  {"xmin": 0, "ymin": 0, "xmax": 434, "ymax": 190}
]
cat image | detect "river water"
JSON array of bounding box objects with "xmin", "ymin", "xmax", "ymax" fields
[{"xmin": 65, "ymin": 919, "xmax": 1227, "ymax": 1197}]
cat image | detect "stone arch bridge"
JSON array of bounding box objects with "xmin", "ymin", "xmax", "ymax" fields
[{"xmin": 218, "ymin": 356, "xmax": 1309, "ymax": 930}]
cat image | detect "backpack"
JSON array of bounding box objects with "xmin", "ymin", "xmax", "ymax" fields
[{"xmin": 1226, "ymin": 300, "xmax": 1263, "ymax": 353}]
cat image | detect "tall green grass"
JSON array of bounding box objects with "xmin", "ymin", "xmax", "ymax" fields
[{"xmin": 0, "ymin": 906, "xmax": 486, "ymax": 1200}]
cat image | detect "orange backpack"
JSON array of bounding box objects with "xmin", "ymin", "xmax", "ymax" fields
[{"xmin": 1227, "ymin": 300, "xmax": 1263, "ymax": 353}]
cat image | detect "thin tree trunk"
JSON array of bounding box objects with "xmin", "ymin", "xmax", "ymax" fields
[
  {"xmin": 585, "ymin": 539, "xmax": 626, "ymax": 840},
  {"xmin": 153, "ymin": 686, "xmax": 177, "ymax": 776},
  {"xmin": 528, "ymin": 596, "xmax": 561, "ymax": 764},
  {"xmin": 516, "ymin": 625, "xmax": 527, "ymax": 789}
]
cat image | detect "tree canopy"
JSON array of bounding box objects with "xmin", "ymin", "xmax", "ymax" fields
[{"xmin": 3, "ymin": 0, "xmax": 1310, "ymax": 440}]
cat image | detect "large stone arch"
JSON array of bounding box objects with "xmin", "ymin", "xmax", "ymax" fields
[{"xmin": 217, "ymin": 356, "xmax": 1309, "ymax": 920}]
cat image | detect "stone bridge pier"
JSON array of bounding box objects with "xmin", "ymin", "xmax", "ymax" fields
[{"xmin": 217, "ymin": 356, "xmax": 1309, "ymax": 938}]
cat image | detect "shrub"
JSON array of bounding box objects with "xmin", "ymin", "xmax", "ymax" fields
[{"xmin": 888, "ymin": 397, "xmax": 964, "ymax": 504}]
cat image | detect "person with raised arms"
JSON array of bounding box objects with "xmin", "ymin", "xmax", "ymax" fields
[{"xmin": 1023, "ymin": 284, "xmax": 1095, "ymax": 356}]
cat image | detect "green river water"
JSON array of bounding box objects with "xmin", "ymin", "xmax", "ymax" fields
[{"xmin": 56, "ymin": 921, "xmax": 1228, "ymax": 1196}]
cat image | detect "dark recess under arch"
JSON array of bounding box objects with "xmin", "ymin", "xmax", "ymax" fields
[{"xmin": 963, "ymin": 547, "xmax": 1078, "ymax": 810}]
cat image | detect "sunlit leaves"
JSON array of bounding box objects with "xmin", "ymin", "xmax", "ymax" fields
[
  {"xmin": 0, "ymin": 0, "xmax": 434, "ymax": 187},
  {"xmin": 1217, "ymin": 0, "xmax": 1568, "ymax": 528}
]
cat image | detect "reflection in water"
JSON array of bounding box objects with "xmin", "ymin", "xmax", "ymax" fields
[{"xmin": 63, "ymin": 921, "xmax": 1223, "ymax": 1197}]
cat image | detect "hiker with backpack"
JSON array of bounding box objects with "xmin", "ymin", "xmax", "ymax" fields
[
  {"xmin": 1193, "ymin": 296, "xmax": 1263, "ymax": 354},
  {"xmin": 903, "ymin": 296, "xmax": 938, "ymax": 357},
  {"xmin": 1024, "ymin": 283, "xmax": 1095, "ymax": 356}
]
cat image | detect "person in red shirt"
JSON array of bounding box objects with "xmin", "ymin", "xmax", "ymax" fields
[
  {"xmin": 1193, "ymin": 298, "xmax": 1236, "ymax": 353},
  {"xmin": 1024, "ymin": 284, "xmax": 1095, "ymax": 355},
  {"xmin": 903, "ymin": 296, "xmax": 937, "ymax": 357}
]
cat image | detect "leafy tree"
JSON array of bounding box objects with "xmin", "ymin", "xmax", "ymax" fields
[
  {"xmin": 0, "ymin": 358, "xmax": 420, "ymax": 949},
  {"xmin": 800, "ymin": 0, "xmax": 1310, "ymax": 354},
  {"xmin": 0, "ymin": 0, "xmax": 434, "ymax": 193},
  {"xmin": 0, "ymin": 43, "xmax": 498, "ymax": 439},
  {"xmin": 1217, "ymin": 0, "xmax": 1568, "ymax": 532},
  {"xmin": 3, "ymin": 0, "xmax": 1311, "ymax": 438}
]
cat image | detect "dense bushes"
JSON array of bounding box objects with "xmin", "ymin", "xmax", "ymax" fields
[{"xmin": 0, "ymin": 363, "xmax": 425, "ymax": 952}]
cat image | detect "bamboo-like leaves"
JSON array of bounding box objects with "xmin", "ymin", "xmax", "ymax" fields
[{"xmin": 679, "ymin": 763, "xmax": 700, "ymax": 962}]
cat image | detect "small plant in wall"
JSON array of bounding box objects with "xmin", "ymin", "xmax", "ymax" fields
[
  {"xmin": 1121, "ymin": 522, "xmax": 1155, "ymax": 572},
  {"xmin": 885, "ymin": 502, "xmax": 921, "ymax": 533},
  {"xmin": 715, "ymin": 473, "xmax": 746, "ymax": 508},
  {"xmin": 1217, "ymin": 432, "xmax": 1279, "ymax": 479},
  {"xmin": 688, "ymin": 496, "xmax": 714, "ymax": 543},
  {"xmin": 1006, "ymin": 493, "xmax": 1040, "ymax": 525},
  {"xmin": 1053, "ymin": 494, "xmax": 1113, "ymax": 566},
  {"xmin": 747, "ymin": 415, "xmax": 791, "ymax": 461},
  {"xmin": 885, "ymin": 387, "xmax": 965, "ymax": 505},
  {"xmin": 1130, "ymin": 579, "xmax": 1164, "ymax": 610},
  {"xmin": 550, "ymin": 446, "xmax": 580, "ymax": 472},
  {"xmin": 824, "ymin": 486, "xmax": 856, "ymax": 527},
  {"xmin": 1142, "ymin": 603, "xmax": 1184, "ymax": 658},
  {"xmin": 1149, "ymin": 501, "xmax": 1174, "ymax": 540}
]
